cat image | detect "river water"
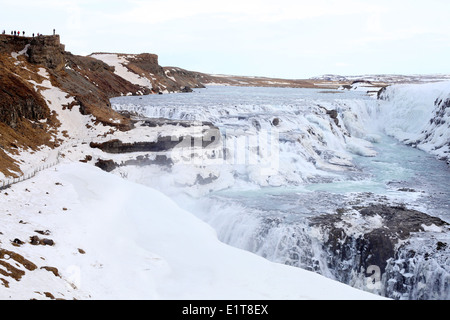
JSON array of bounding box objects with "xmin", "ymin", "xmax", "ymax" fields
[{"xmin": 111, "ymin": 85, "xmax": 450, "ymax": 299}]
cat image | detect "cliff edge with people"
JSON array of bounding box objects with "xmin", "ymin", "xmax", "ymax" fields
[{"xmin": 0, "ymin": 33, "xmax": 207, "ymax": 178}]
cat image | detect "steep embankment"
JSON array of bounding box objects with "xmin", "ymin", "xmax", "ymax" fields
[
  {"xmin": 0, "ymin": 34, "xmax": 202, "ymax": 179},
  {"xmin": 378, "ymin": 82, "xmax": 450, "ymax": 165},
  {"xmin": 90, "ymin": 53, "xmax": 205, "ymax": 93},
  {"xmin": 0, "ymin": 36, "xmax": 61, "ymax": 178}
]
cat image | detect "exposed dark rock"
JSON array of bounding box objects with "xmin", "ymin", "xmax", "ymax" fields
[
  {"xmin": 90, "ymin": 138, "xmax": 183, "ymax": 154},
  {"xmin": 79, "ymin": 155, "xmax": 93, "ymax": 163},
  {"xmin": 351, "ymin": 80, "xmax": 373, "ymax": 85},
  {"xmin": 94, "ymin": 159, "xmax": 118, "ymax": 172},
  {"xmin": 34, "ymin": 230, "xmax": 51, "ymax": 236},
  {"xmin": 383, "ymin": 235, "xmax": 450, "ymax": 300},
  {"xmin": 326, "ymin": 109, "xmax": 338, "ymax": 120},
  {"xmin": 140, "ymin": 118, "xmax": 216, "ymax": 129},
  {"xmin": 377, "ymin": 86, "xmax": 388, "ymax": 100},
  {"xmin": 317, "ymin": 105, "xmax": 340, "ymax": 126},
  {"xmin": 90, "ymin": 128, "xmax": 220, "ymax": 154},
  {"xmin": 40, "ymin": 266, "xmax": 60, "ymax": 277},
  {"xmin": 437, "ymin": 241, "xmax": 447, "ymax": 251},
  {"xmin": 42, "ymin": 238, "xmax": 54, "ymax": 246},
  {"xmin": 122, "ymin": 154, "xmax": 173, "ymax": 167},
  {"xmin": 309, "ymin": 205, "xmax": 449, "ymax": 299},
  {"xmin": 95, "ymin": 155, "xmax": 173, "ymax": 173},
  {"xmin": 397, "ymin": 187, "xmax": 417, "ymax": 192},
  {"xmin": 310, "ymin": 205, "xmax": 448, "ymax": 272},
  {"xmin": 0, "ymin": 68, "xmax": 50, "ymax": 128},
  {"xmin": 12, "ymin": 238, "xmax": 24, "ymax": 246},
  {"xmin": 162, "ymin": 67, "xmax": 206, "ymax": 89},
  {"xmin": 30, "ymin": 235, "xmax": 54, "ymax": 246},
  {"xmin": 180, "ymin": 86, "xmax": 192, "ymax": 93},
  {"xmin": 326, "ymin": 109, "xmax": 339, "ymax": 126},
  {"xmin": 0, "ymin": 35, "xmax": 65, "ymax": 70},
  {"xmin": 196, "ymin": 173, "xmax": 218, "ymax": 185},
  {"xmin": 27, "ymin": 35, "xmax": 65, "ymax": 71}
]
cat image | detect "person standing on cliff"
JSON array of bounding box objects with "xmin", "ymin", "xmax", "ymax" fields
[
  {"xmin": 23, "ymin": 31, "xmax": 25, "ymax": 37},
  {"xmin": 53, "ymin": 29, "xmax": 55, "ymax": 35}
]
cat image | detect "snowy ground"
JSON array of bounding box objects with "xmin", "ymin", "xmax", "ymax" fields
[{"xmin": 0, "ymin": 162, "xmax": 384, "ymax": 300}]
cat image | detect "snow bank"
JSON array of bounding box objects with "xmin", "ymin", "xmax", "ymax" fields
[
  {"xmin": 378, "ymin": 81, "xmax": 450, "ymax": 163},
  {"xmin": 0, "ymin": 162, "xmax": 384, "ymax": 300},
  {"xmin": 11, "ymin": 44, "xmax": 30, "ymax": 61}
]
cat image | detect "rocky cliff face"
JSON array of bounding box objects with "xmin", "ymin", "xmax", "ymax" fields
[
  {"xmin": 55, "ymin": 53, "xmax": 143, "ymax": 130},
  {"xmin": 0, "ymin": 37, "xmax": 61, "ymax": 177},
  {"xmin": 90, "ymin": 53, "xmax": 205, "ymax": 93},
  {"xmin": 0, "ymin": 34, "xmax": 208, "ymax": 178},
  {"xmin": 125, "ymin": 53, "xmax": 183, "ymax": 92},
  {"xmin": 0, "ymin": 34, "xmax": 65, "ymax": 70},
  {"xmin": 0, "ymin": 67, "xmax": 49, "ymax": 128},
  {"xmin": 163, "ymin": 66, "xmax": 206, "ymax": 91},
  {"xmin": 309, "ymin": 205, "xmax": 450, "ymax": 299}
]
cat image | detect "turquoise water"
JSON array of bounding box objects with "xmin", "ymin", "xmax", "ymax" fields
[{"xmin": 208, "ymin": 132, "xmax": 450, "ymax": 223}]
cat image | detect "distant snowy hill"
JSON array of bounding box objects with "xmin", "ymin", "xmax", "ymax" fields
[{"xmin": 311, "ymin": 74, "xmax": 450, "ymax": 84}]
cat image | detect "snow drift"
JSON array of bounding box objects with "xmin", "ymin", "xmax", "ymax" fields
[
  {"xmin": 378, "ymin": 81, "xmax": 450, "ymax": 164},
  {"xmin": 0, "ymin": 162, "xmax": 383, "ymax": 300}
]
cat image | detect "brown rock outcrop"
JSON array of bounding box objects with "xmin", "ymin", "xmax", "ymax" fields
[{"xmin": 0, "ymin": 34, "xmax": 65, "ymax": 70}]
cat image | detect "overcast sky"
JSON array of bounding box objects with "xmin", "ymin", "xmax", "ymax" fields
[{"xmin": 1, "ymin": 0, "xmax": 450, "ymax": 78}]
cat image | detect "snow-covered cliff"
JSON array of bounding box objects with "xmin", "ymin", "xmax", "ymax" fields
[{"xmin": 378, "ymin": 82, "xmax": 450, "ymax": 165}]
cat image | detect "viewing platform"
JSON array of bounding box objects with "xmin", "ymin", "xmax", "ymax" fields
[
  {"xmin": 0, "ymin": 33, "xmax": 65, "ymax": 70},
  {"xmin": 0, "ymin": 34, "xmax": 64, "ymax": 52}
]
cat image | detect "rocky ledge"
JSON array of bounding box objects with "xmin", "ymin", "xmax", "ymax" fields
[{"xmin": 309, "ymin": 205, "xmax": 449, "ymax": 299}]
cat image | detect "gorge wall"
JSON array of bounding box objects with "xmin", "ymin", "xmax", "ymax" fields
[{"xmin": 0, "ymin": 34, "xmax": 205, "ymax": 178}]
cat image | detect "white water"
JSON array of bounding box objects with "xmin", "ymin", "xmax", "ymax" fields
[{"xmin": 111, "ymin": 85, "xmax": 450, "ymax": 299}]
